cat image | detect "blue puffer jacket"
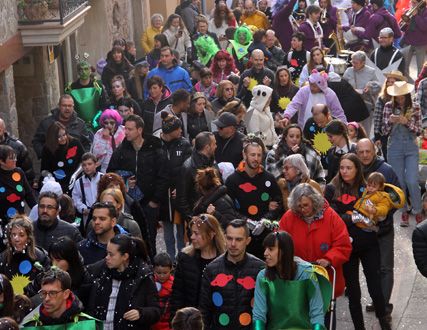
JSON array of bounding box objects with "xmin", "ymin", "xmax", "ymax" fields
[{"xmin": 145, "ymin": 63, "xmax": 192, "ymax": 97}]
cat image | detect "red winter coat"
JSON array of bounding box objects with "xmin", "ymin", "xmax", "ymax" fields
[
  {"xmin": 279, "ymin": 202, "xmax": 352, "ymax": 297},
  {"xmin": 152, "ymin": 275, "xmax": 174, "ymax": 330}
]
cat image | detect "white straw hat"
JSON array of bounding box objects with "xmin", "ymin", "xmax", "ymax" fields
[{"xmin": 387, "ymin": 81, "xmax": 414, "ymax": 96}]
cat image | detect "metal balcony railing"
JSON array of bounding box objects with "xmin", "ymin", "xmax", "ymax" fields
[{"xmin": 17, "ymin": 0, "xmax": 89, "ymax": 25}]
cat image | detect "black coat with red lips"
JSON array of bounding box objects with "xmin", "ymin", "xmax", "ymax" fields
[
  {"xmin": 40, "ymin": 138, "xmax": 84, "ymax": 193},
  {"xmin": 199, "ymin": 253, "xmax": 264, "ymax": 330},
  {"xmin": 0, "ymin": 166, "xmax": 36, "ymax": 226},
  {"xmin": 324, "ymin": 183, "xmax": 379, "ymax": 252}
]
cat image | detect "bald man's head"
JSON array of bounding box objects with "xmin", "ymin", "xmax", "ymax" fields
[
  {"xmin": 251, "ymin": 49, "xmax": 265, "ymax": 69},
  {"xmin": 356, "ymin": 138, "xmax": 376, "ymax": 166}
]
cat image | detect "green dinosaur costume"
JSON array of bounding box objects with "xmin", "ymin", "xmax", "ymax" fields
[{"xmin": 65, "ymin": 59, "xmax": 102, "ymax": 131}]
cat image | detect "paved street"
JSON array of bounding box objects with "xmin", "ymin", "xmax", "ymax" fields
[
  {"xmin": 157, "ymin": 210, "xmax": 427, "ymax": 329},
  {"xmin": 336, "ymin": 211, "xmax": 427, "ymax": 329}
]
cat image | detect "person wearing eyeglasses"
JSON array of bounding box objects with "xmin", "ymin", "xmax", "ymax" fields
[
  {"xmin": 90, "ymin": 109, "xmax": 125, "ymax": 173},
  {"xmin": 21, "ymin": 269, "xmax": 103, "ymax": 329},
  {"xmin": 0, "ymin": 217, "xmax": 49, "ymax": 298},
  {"xmin": 32, "ymin": 95, "xmax": 91, "ymax": 160},
  {"xmin": 0, "ymin": 145, "xmax": 36, "ymax": 239},
  {"xmin": 211, "ymin": 80, "xmax": 240, "ymax": 114},
  {"xmin": 33, "ymin": 192, "xmax": 82, "ymax": 252},
  {"xmin": 40, "ymin": 121, "xmax": 85, "ymax": 194},
  {"xmin": 86, "ymin": 234, "xmax": 159, "ymax": 329}
]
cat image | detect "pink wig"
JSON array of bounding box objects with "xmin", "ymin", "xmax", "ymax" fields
[{"xmin": 99, "ymin": 109, "xmax": 123, "ymax": 126}]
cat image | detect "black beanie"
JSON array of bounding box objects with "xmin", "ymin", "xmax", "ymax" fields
[{"xmin": 161, "ymin": 111, "xmax": 182, "ymax": 134}]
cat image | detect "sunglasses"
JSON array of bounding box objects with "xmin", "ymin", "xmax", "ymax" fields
[{"xmin": 190, "ymin": 214, "xmax": 214, "ymax": 230}]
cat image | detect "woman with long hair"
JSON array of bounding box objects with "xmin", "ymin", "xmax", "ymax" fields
[
  {"xmin": 108, "ymin": 75, "xmax": 142, "ymax": 117},
  {"xmin": 193, "ymin": 167, "xmax": 239, "ymax": 229},
  {"xmin": 0, "ymin": 217, "xmax": 49, "ymax": 296},
  {"xmin": 170, "ymin": 214, "xmax": 225, "ymax": 317},
  {"xmin": 266, "ymin": 124, "xmax": 325, "ymax": 185},
  {"xmin": 299, "ymin": 47, "xmax": 334, "ymax": 87},
  {"xmin": 373, "ymin": 70, "xmax": 406, "ymax": 160},
  {"xmin": 146, "ymin": 34, "xmax": 170, "ymax": 69},
  {"xmin": 48, "ymin": 237, "xmax": 88, "ymax": 293},
  {"xmin": 382, "ymin": 81, "xmax": 422, "ymax": 226},
  {"xmin": 187, "ymin": 93, "xmax": 215, "ymax": 142},
  {"xmin": 209, "ymin": 1, "xmax": 237, "ymax": 49},
  {"xmin": 40, "ymin": 122, "xmax": 84, "ymax": 193},
  {"xmin": 102, "ymin": 46, "xmax": 134, "ymax": 95},
  {"xmin": 162, "ymin": 14, "xmax": 192, "ymax": 61},
  {"xmin": 252, "ymin": 231, "xmax": 326, "ymax": 329},
  {"xmin": 91, "ymin": 109, "xmax": 125, "ymax": 173},
  {"xmin": 210, "ymin": 50, "xmax": 239, "ymax": 84},
  {"xmin": 87, "ymin": 234, "xmax": 160, "ymax": 329},
  {"xmin": 324, "ymin": 154, "xmax": 391, "ymax": 330},
  {"xmin": 271, "ymin": 66, "xmax": 299, "ymax": 115}
]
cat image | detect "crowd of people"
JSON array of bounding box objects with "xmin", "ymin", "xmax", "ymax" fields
[{"xmin": 1, "ymin": 0, "xmax": 427, "ymax": 329}]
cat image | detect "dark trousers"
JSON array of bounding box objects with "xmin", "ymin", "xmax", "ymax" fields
[
  {"xmin": 143, "ymin": 204, "xmax": 159, "ymax": 258},
  {"xmin": 343, "ymin": 241, "xmax": 386, "ymax": 330}
]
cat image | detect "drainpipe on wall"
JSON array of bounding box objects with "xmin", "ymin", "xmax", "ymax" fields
[
  {"xmin": 64, "ymin": 36, "xmax": 73, "ymax": 82},
  {"xmin": 201, "ymin": 0, "xmax": 206, "ymax": 14}
]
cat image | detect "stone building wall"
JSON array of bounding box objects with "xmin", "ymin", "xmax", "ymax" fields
[{"xmin": 0, "ymin": 0, "xmax": 19, "ymax": 137}]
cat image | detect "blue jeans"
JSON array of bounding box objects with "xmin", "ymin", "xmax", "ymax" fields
[
  {"xmin": 163, "ymin": 221, "xmax": 184, "ymax": 262},
  {"xmin": 387, "ymin": 129, "xmax": 421, "ymax": 213}
]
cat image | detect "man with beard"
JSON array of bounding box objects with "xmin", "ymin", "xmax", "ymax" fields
[
  {"xmin": 176, "ymin": 131, "xmax": 217, "ymax": 222},
  {"xmin": 199, "ymin": 219, "xmax": 264, "ymax": 329},
  {"xmin": 225, "ymin": 137, "xmax": 282, "ymax": 258},
  {"xmin": 33, "ymin": 192, "xmax": 82, "ymax": 251},
  {"xmin": 32, "ymin": 95, "xmax": 92, "ymax": 158},
  {"xmin": 238, "ymin": 49, "xmax": 275, "ymax": 107},
  {"xmin": 356, "ymin": 138, "xmax": 399, "ymax": 318},
  {"xmin": 78, "ymin": 202, "xmax": 127, "ymax": 265},
  {"xmin": 21, "ymin": 269, "xmax": 102, "ymax": 328}
]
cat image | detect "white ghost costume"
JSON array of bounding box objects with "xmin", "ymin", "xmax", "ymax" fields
[{"xmin": 245, "ymin": 85, "xmax": 278, "ymax": 147}]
